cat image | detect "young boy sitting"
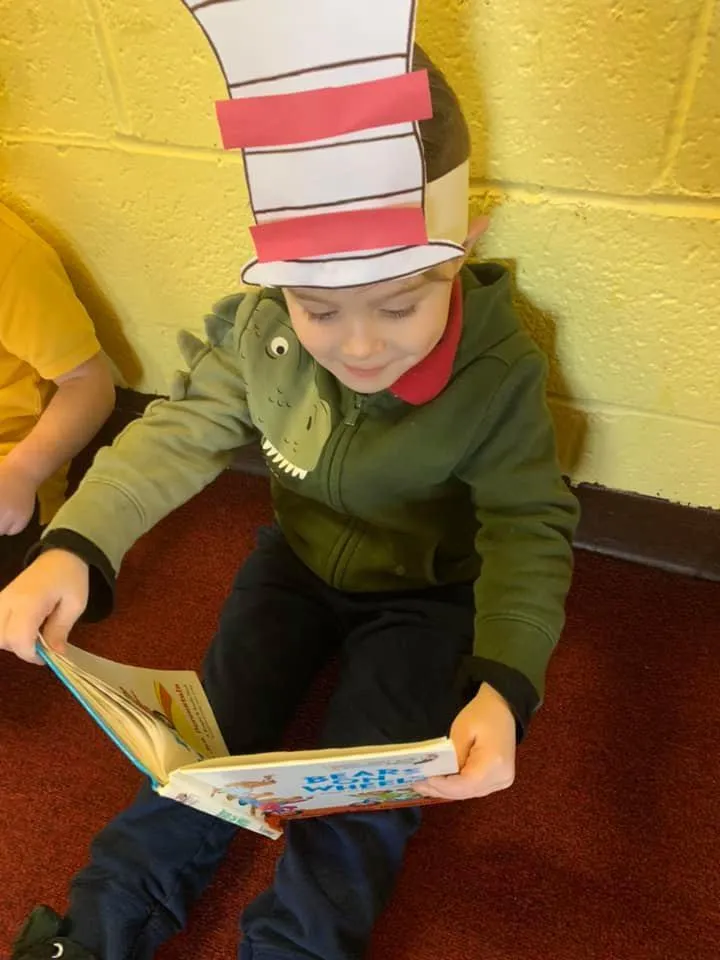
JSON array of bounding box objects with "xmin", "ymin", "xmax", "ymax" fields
[
  {"xmin": 0, "ymin": 27, "xmax": 578, "ymax": 960},
  {"xmin": 0, "ymin": 202, "xmax": 115, "ymax": 587}
]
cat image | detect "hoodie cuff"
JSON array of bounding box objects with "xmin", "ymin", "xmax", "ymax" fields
[
  {"xmin": 455, "ymin": 655, "xmax": 540, "ymax": 742},
  {"xmin": 26, "ymin": 529, "xmax": 116, "ymax": 622}
]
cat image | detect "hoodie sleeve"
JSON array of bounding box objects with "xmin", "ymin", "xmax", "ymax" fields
[
  {"xmin": 32, "ymin": 294, "xmax": 260, "ymax": 617},
  {"xmin": 453, "ymin": 346, "xmax": 579, "ymax": 738}
]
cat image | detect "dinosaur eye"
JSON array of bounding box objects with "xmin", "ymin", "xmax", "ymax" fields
[{"xmin": 268, "ymin": 336, "xmax": 289, "ymax": 358}]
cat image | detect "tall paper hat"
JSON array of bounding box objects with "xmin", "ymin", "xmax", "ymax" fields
[{"xmin": 182, "ymin": 0, "xmax": 469, "ymax": 288}]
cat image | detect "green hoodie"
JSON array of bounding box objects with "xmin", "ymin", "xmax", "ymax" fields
[{"xmin": 42, "ymin": 263, "xmax": 578, "ymax": 730}]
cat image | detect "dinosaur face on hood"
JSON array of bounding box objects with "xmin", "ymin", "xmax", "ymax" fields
[{"xmin": 242, "ymin": 304, "xmax": 332, "ymax": 480}]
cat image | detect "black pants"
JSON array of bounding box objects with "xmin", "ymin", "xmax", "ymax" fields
[
  {"xmin": 0, "ymin": 505, "xmax": 42, "ymax": 589},
  {"xmin": 64, "ymin": 526, "xmax": 474, "ymax": 960}
]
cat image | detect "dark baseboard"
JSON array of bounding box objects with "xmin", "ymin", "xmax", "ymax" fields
[
  {"xmin": 573, "ymin": 483, "xmax": 720, "ymax": 582},
  {"xmin": 75, "ymin": 389, "xmax": 720, "ymax": 582}
]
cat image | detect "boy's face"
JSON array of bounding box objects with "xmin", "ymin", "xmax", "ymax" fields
[
  {"xmin": 284, "ymin": 263, "xmax": 458, "ymax": 395},
  {"xmin": 283, "ymin": 218, "xmax": 488, "ymax": 394}
]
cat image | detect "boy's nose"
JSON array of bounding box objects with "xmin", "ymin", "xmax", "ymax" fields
[{"xmin": 342, "ymin": 326, "xmax": 383, "ymax": 360}]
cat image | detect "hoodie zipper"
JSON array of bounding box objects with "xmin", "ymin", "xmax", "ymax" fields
[
  {"xmin": 324, "ymin": 393, "xmax": 367, "ymax": 583},
  {"xmin": 344, "ymin": 393, "xmax": 366, "ymax": 427},
  {"xmin": 327, "ymin": 393, "xmax": 366, "ymax": 508}
]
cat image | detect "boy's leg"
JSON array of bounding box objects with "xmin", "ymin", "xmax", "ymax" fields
[
  {"xmin": 240, "ymin": 583, "xmax": 474, "ymax": 960},
  {"xmin": 43, "ymin": 529, "xmax": 341, "ymax": 960}
]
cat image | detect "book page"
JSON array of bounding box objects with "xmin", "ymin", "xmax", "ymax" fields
[
  {"xmin": 41, "ymin": 641, "xmax": 228, "ymax": 781},
  {"xmin": 178, "ymin": 738, "xmax": 457, "ymax": 818}
]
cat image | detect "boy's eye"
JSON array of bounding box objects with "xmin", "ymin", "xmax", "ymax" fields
[
  {"xmin": 381, "ymin": 304, "xmax": 417, "ymax": 320},
  {"xmin": 307, "ymin": 309, "xmax": 338, "ymax": 322}
]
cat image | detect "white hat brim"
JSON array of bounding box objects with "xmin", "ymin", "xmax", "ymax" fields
[{"xmin": 241, "ymin": 240, "xmax": 467, "ymax": 289}]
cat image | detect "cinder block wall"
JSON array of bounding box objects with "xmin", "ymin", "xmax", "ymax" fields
[{"xmin": 1, "ymin": 1, "xmax": 718, "ymax": 506}]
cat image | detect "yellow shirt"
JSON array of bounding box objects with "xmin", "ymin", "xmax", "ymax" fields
[{"xmin": 0, "ymin": 202, "xmax": 102, "ymax": 524}]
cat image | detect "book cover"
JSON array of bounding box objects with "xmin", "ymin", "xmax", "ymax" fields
[{"xmin": 162, "ymin": 740, "xmax": 457, "ymax": 828}]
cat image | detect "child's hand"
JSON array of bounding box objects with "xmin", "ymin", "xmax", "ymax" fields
[
  {"xmin": 415, "ymin": 684, "xmax": 517, "ymax": 801},
  {"xmin": 0, "ymin": 461, "xmax": 37, "ymax": 535},
  {"xmin": 0, "ymin": 550, "xmax": 89, "ymax": 664}
]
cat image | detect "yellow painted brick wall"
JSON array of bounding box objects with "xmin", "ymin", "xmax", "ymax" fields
[{"xmin": 1, "ymin": 0, "xmax": 719, "ymax": 507}]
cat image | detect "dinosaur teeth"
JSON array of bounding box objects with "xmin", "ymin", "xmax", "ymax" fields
[{"xmin": 261, "ymin": 436, "xmax": 306, "ymax": 480}]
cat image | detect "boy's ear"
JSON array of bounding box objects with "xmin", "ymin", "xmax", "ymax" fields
[{"xmin": 464, "ymin": 216, "xmax": 490, "ymax": 254}]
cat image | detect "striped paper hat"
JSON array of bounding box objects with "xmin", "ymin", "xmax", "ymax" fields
[{"xmin": 183, "ymin": 0, "xmax": 469, "ymax": 288}]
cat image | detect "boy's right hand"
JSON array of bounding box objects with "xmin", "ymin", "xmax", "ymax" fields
[{"xmin": 0, "ymin": 550, "xmax": 89, "ymax": 664}]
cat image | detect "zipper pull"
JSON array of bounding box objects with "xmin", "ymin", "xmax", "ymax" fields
[{"xmin": 344, "ymin": 394, "xmax": 365, "ymax": 426}]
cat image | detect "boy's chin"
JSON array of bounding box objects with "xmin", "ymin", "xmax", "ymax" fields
[{"xmin": 333, "ymin": 363, "xmax": 403, "ymax": 395}]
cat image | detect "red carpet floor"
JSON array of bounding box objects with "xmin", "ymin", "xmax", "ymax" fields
[{"xmin": 1, "ymin": 471, "xmax": 718, "ymax": 959}]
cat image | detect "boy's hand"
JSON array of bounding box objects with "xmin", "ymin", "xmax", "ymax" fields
[
  {"xmin": 0, "ymin": 550, "xmax": 89, "ymax": 664},
  {"xmin": 0, "ymin": 461, "xmax": 37, "ymax": 535},
  {"xmin": 415, "ymin": 683, "xmax": 517, "ymax": 801}
]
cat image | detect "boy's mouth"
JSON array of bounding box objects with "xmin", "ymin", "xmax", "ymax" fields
[
  {"xmin": 343, "ymin": 363, "xmax": 388, "ymax": 379},
  {"xmin": 261, "ymin": 437, "xmax": 308, "ymax": 479}
]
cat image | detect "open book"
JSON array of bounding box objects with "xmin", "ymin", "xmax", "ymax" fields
[{"xmin": 37, "ymin": 638, "xmax": 458, "ymax": 839}]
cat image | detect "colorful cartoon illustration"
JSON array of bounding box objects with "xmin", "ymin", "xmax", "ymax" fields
[
  {"xmin": 152, "ymin": 681, "xmax": 207, "ymax": 756},
  {"xmin": 348, "ymin": 787, "xmax": 421, "ymax": 807},
  {"xmin": 118, "ymin": 682, "xmax": 205, "ymax": 759},
  {"xmin": 226, "ymin": 774, "xmax": 277, "ymax": 795},
  {"xmin": 206, "ymin": 774, "xmax": 284, "ymax": 809},
  {"xmin": 215, "ymin": 804, "xmax": 280, "ymax": 838},
  {"xmin": 258, "ymin": 796, "xmax": 311, "ymax": 817}
]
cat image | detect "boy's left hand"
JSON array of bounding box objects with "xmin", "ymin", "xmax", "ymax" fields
[{"xmin": 414, "ymin": 683, "xmax": 517, "ymax": 801}]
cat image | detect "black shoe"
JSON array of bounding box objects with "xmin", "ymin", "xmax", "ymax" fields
[{"xmin": 11, "ymin": 906, "xmax": 97, "ymax": 960}]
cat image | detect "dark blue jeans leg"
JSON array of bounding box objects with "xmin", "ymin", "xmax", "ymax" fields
[
  {"xmin": 63, "ymin": 529, "xmax": 341, "ymax": 960},
  {"xmin": 239, "ymin": 584, "xmax": 474, "ymax": 960}
]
